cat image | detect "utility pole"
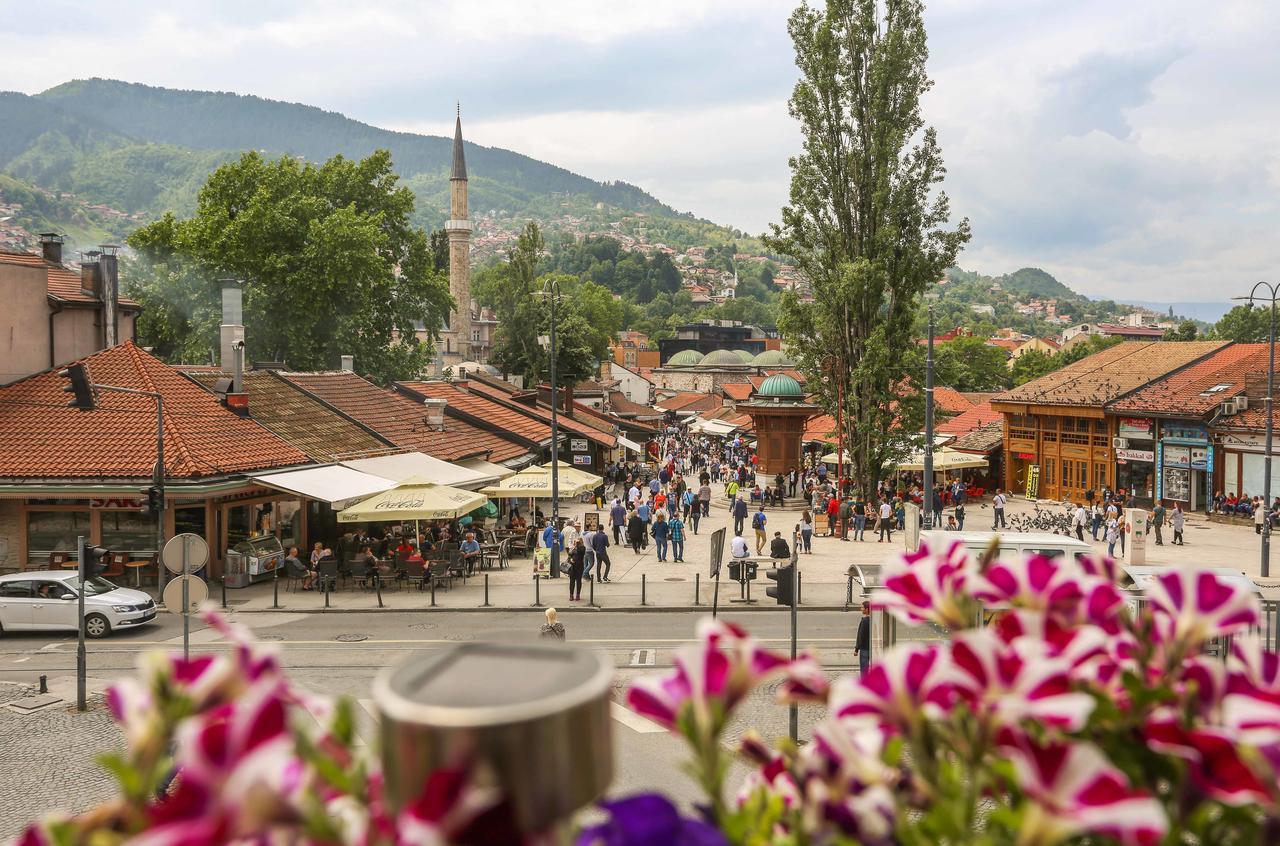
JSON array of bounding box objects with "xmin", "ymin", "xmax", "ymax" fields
[
  {"xmin": 541, "ymin": 278, "xmax": 563, "ymax": 578},
  {"xmin": 1236, "ymin": 283, "xmax": 1279, "ymax": 577},
  {"xmin": 76, "ymin": 535, "xmax": 86, "ymax": 712},
  {"xmin": 922, "ymin": 301, "xmax": 936, "ymax": 530}
]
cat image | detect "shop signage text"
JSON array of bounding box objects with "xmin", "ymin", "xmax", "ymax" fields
[{"xmin": 1115, "ymin": 448, "xmax": 1155, "ymax": 463}]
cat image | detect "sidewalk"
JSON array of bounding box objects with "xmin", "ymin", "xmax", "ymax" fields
[{"xmin": 159, "ymin": 492, "xmax": 1280, "ymax": 613}]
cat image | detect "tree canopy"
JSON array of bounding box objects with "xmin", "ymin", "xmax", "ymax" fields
[
  {"xmin": 768, "ymin": 0, "xmax": 970, "ymax": 493},
  {"xmin": 933, "ymin": 336, "xmax": 1010, "ymax": 392},
  {"xmin": 1214, "ymin": 304, "xmax": 1272, "ymax": 342},
  {"xmin": 126, "ymin": 149, "xmax": 451, "ymax": 383}
]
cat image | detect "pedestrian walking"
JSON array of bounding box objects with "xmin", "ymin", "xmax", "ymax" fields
[
  {"xmin": 1072, "ymin": 503, "xmax": 1087, "ymax": 542},
  {"xmin": 800, "ymin": 509, "xmax": 814, "ymax": 553},
  {"xmin": 541, "ymin": 607, "xmax": 566, "ymax": 641},
  {"xmin": 590, "ymin": 524, "xmax": 611, "ymax": 581},
  {"xmin": 732, "ymin": 495, "xmax": 748, "ymax": 536},
  {"xmin": 1106, "ymin": 518, "xmax": 1120, "ymax": 558},
  {"xmin": 1256, "ymin": 497, "xmax": 1266, "ymax": 535},
  {"xmin": 669, "ymin": 513, "xmax": 686, "ymax": 562},
  {"xmin": 699, "ymin": 481, "xmax": 712, "ymax": 517},
  {"xmin": 855, "ymin": 601, "xmax": 871, "ymax": 676},
  {"xmin": 1152, "ymin": 501, "xmax": 1165, "ymax": 545},
  {"xmin": 610, "ymin": 498, "xmax": 626, "ymax": 545},
  {"xmin": 567, "ymin": 538, "xmax": 586, "ymax": 602},
  {"xmin": 1171, "ymin": 503, "xmax": 1185, "ymax": 545},
  {"xmin": 652, "ymin": 513, "xmax": 670, "ymax": 562},
  {"xmin": 838, "ymin": 496, "xmax": 852, "ymax": 542},
  {"xmin": 992, "ymin": 489, "xmax": 1008, "ymax": 529},
  {"xmin": 955, "ymin": 500, "xmax": 966, "ymax": 531},
  {"xmin": 752, "ymin": 505, "xmax": 768, "ymax": 554},
  {"xmin": 1090, "ymin": 503, "xmax": 1103, "ymax": 541},
  {"xmin": 627, "ymin": 510, "xmax": 645, "ymax": 554}
]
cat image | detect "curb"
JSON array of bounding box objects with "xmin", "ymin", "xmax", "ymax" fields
[{"xmin": 218, "ymin": 604, "xmax": 852, "ymax": 615}]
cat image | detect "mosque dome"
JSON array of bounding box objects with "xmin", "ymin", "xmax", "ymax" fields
[
  {"xmin": 666, "ymin": 349, "xmax": 705, "ymax": 366},
  {"xmin": 734, "ymin": 349, "xmax": 756, "ymax": 363},
  {"xmin": 757, "ymin": 373, "xmax": 805, "ymax": 399},
  {"xmin": 752, "ymin": 349, "xmax": 794, "ymax": 367},
  {"xmin": 700, "ymin": 349, "xmax": 747, "ymax": 367}
]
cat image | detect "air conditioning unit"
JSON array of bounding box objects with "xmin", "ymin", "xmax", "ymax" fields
[
  {"xmin": 1236, "ymin": 395, "xmax": 1249, "ymax": 411},
  {"xmin": 1221, "ymin": 399, "xmax": 1237, "ymax": 416},
  {"xmin": 1111, "ymin": 437, "xmax": 1128, "ymax": 450}
]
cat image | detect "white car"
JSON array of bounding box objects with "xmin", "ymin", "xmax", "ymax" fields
[{"xmin": 0, "ymin": 571, "xmax": 157, "ymax": 638}]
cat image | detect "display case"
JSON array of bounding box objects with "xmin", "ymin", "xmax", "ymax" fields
[{"xmin": 226, "ymin": 534, "xmax": 284, "ymax": 586}]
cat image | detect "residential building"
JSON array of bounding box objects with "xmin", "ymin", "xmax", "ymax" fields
[
  {"xmin": 1, "ymin": 236, "xmax": 140, "ymax": 385},
  {"xmin": 599, "ymin": 360, "xmax": 654, "ymax": 406}
]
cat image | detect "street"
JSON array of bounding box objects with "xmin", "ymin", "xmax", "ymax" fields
[{"xmin": 0, "ymin": 607, "xmax": 855, "ymax": 839}]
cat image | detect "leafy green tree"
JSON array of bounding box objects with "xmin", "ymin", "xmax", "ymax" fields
[
  {"xmin": 478, "ymin": 223, "xmax": 622, "ymax": 385},
  {"xmin": 1163, "ymin": 319, "xmax": 1199, "ymax": 341},
  {"xmin": 768, "ymin": 0, "xmax": 970, "ymax": 493},
  {"xmin": 1214, "ymin": 304, "xmax": 1272, "ymax": 342},
  {"xmin": 126, "ymin": 150, "xmax": 451, "ymax": 383},
  {"xmin": 934, "ymin": 336, "xmax": 1010, "ymax": 392},
  {"xmin": 1010, "ymin": 349, "xmax": 1058, "ymax": 386},
  {"xmin": 1057, "ymin": 334, "xmax": 1123, "ymax": 366}
]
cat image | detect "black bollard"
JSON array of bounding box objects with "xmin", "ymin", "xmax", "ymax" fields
[
  {"xmin": 694, "ymin": 572, "xmax": 701, "ymax": 606},
  {"xmin": 589, "ymin": 572, "xmax": 595, "ymax": 608},
  {"xmin": 534, "ymin": 576, "xmax": 542, "ymax": 607},
  {"xmin": 39, "ymin": 675, "xmax": 47, "ymax": 694},
  {"xmin": 430, "ymin": 576, "xmax": 437, "ymax": 608},
  {"xmin": 221, "ymin": 575, "xmax": 227, "ymax": 609},
  {"xmin": 798, "ymin": 571, "xmax": 803, "ymax": 605},
  {"xmin": 272, "ymin": 565, "xmax": 280, "ymax": 609},
  {"xmin": 482, "ymin": 573, "xmax": 491, "ymax": 607},
  {"xmin": 324, "ymin": 577, "xmax": 331, "ymax": 609},
  {"xmin": 375, "ymin": 573, "xmax": 384, "ymax": 609},
  {"xmin": 641, "ymin": 573, "xmax": 646, "ymax": 607}
]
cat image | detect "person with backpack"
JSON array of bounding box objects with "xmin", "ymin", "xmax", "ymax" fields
[
  {"xmin": 669, "ymin": 512, "xmax": 686, "ymax": 563},
  {"xmin": 752, "ymin": 505, "xmax": 768, "ymax": 554}
]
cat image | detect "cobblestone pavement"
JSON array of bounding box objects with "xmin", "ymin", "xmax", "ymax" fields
[{"xmin": 0, "ymin": 683, "xmax": 120, "ymax": 841}]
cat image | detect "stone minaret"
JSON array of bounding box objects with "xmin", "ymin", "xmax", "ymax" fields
[{"xmin": 444, "ymin": 104, "xmax": 473, "ymax": 365}]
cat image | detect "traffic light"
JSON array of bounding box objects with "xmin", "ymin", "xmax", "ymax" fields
[
  {"xmin": 58, "ymin": 363, "xmax": 95, "ymax": 410},
  {"xmin": 765, "ymin": 562, "xmax": 795, "ymax": 606},
  {"xmin": 82, "ymin": 546, "xmax": 111, "ymax": 577},
  {"xmin": 141, "ymin": 486, "xmax": 162, "ymax": 516}
]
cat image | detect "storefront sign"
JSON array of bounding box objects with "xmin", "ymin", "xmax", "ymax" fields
[
  {"xmin": 1163, "ymin": 467, "xmax": 1190, "ymax": 502},
  {"xmin": 1162, "ymin": 422, "xmax": 1207, "ymax": 443},
  {"xmin": 1164, "ymin": 445, "xmax": 1191, "ymax": 468},
  {"xmin": 1115, "ymin": 448, "xmax": 1155, "ymax": 463},
  {"xmin": 1025, "ymin": 464, "xmax": 1040, "ymax": 499},
  {"xmin": 1014, "ymin": 452, "xmax": 1036, "ymax": 461},
  {"xmin": 570, "ymin": 439, "xmax": 589, "ymax": 452},
  {"xmin": 573, "ymin": 455, "xmax": 593, "ymax": 466},
  {"xmin": 1118, "ymin": 418, "xmax": 1154, "ymax": 440},
  {"xmin": 90, "ymin": 497, "xmax": 144, "ymax": 509}
]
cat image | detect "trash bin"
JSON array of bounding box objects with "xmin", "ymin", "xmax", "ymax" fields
[{"xmin": 223, "ymin": 549, "xmax": 249, "ymax": 588}]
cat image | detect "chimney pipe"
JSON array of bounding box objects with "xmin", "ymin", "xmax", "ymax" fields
[
  {"xmin": 219, "ymin": 279, "xmax": 245, "ymax": 375},
  {"xmin": 39, "ymin": 233, "xmax": 64, "ymax": 265},
  {"xmin": 423, "ymin": 397, "xmax": 447, "ymax": 431},
  {"xmin": 340, "ymin": 354, "xmax": 354, "ymax": 372},
  {"xmin": 81, "ymin": 251, "xmax": 101, "ymax": 295},
  {"xmin": 563, "ymin": 383, "xmax": 574, "ymax": 414},
  {"xmin": 99, "ymin": 246, "xmax": 120, "ymax": 348}
]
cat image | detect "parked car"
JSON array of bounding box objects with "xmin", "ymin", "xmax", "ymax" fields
[{"xmin": 0, "ymin": 571, "xmax": 156, "ymax": 638}]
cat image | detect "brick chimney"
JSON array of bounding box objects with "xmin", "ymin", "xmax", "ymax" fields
[
  {"xmin": 80, "ymin": 251, "xmax": 102, "ymax": 295},
  {"xmin": 39, "ymin": 233, "xmax": 64, "ymax": 264},
  {"xmin": 423, "ymin": 397, "xmax": 447, "ymax": 431},
  {"xmin": 340, "ymin": 355, "xmax": 354, "ymax": 372}
]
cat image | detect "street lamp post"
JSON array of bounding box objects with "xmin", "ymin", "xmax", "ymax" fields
[
  {"xmin": 922, "ymin": 295, "xmax": 937, "ymax": 530},
  {"xmin": 1235, "ymin": 283, "xmax": 1279, "ymax": 577},
  {"xmin": 539, "ymin": 278, "xmax": 563, "ymax": 578}
]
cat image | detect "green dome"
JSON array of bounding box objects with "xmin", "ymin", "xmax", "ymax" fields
[
  {"xmin": 734, "ymin": 349, "xmax": 756, "ymax": 363},
  {"xmin": 758, "ymin": 373, "xmax": 805, "ymax": 399},
  {"xmin": 666, "ymin": 349, "xmax": 705, "ymax": 366},
  {"xmin": 753, "ymin": 349, "xmax": 794, "ymax": 366},
  {"xmin": 700, "ymin": 349, "xmax": 747, "ymax": 367}
]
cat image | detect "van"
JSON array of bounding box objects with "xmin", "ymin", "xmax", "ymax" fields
[{"xmin": 919, "ymin": 530, "xmax": 1093, "ymax": 563}]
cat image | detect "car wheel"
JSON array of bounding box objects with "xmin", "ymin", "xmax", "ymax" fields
[{"xmin": 85, "ymin": 614, "xmax": 111, "ymax": 639}]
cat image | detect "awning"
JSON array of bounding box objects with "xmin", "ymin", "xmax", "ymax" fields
[
  {"xmin": 342, "ymin": 452, "xmax": 491, "ymax": 490},
  {"xmin": 457, "ymin": 456, "xmax": 517, "ymax": 481},
  {"xmin": 481, "ymin": 464, "xmax": 600, "ymax": 498},
  {"xmin": 252, "ymin": 465, "xmax": 397, "ymax": 510},
  {"xmin": 617, "ymin": 435, "xmax": 644, "ymax": 453},
  {"xmin": 692, "ymin": 418, "xmax": 739, "ymax": 436},
  {"xmin": 337, "ymin": 479, "xmax": 488, "ymax": 523}
]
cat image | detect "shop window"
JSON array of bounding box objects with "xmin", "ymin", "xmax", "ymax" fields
[
  {"xmin": 100, "ymin": 511, "xmax": 157, "ymax": 560},
  {"xmin": 174, "ymin": 506, "xmax": 207, "ymax": 539},
  {"xmin": 26, "ymin": 510, "xmax": 89, "ymax": 562},
  {"xmin": 226, "ymin": 504, "xmax": 253, "ymax": 549},
  {"xmin": 1043, "ymin": 458, "xmax": 1057, "ymax": 487},
  {"xmin": 276, "ymin": 501, "xmax": 301, "ymax": 548}
]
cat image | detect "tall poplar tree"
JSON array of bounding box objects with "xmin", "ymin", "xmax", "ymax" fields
[{"xmin": 768, "ymin": 0, "xmax": 970, "ymax": 494}]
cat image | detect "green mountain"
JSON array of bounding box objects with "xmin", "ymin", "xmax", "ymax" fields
[
  {"xmin": 998, "ymin": 267, "xmax": 1075, "ymax": 299},
  {"xmin": 0, "ymin": 79, "xmax": 687, "ymax": 236}
]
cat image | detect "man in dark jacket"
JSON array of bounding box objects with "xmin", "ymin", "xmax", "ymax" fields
[
  {"xmin": 732, "ymin": 495, "xmax": 748, "ymax": 536},
  {"xmin": 610, "ymin": 499, "xmax": 627, "ymax": 545},
  {"xmin": 769, "ymin": 531, "xmax": 790, "ymax": 559},
  {"xmin": 855, "ymin": 600, "xmax": 871, "ymax": 676},
  {"xmin": 590, "ymin": 526, "xmax": 612, "ymax": 581}
]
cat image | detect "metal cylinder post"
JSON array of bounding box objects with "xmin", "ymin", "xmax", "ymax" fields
[
  {"xmin": 324, "ymin": 579, "xmax": 330, "ymax": 609},
  {"xmin": 641, "ymin": 573, "xmax": 646, "ymax": 607},
  {"xmin": 376, "ymin": 573, "xmax": 384, "ymax": 609},
  {"xmin": 221, "ymin": 574, "xmax": 227, "ymax": 609},
  {"xmin": 431, "ymin": 576, "xmax": 437, "ymax": 608},
  {"xmin": 798, "ymin": 571, "xmax": 803, "ymax": 605},
  {"xmin": 534, "ymin": 576, "xmax": 542, "ymax": 608},
  {"xmin": 483, "ymin": 573, "xmax": 491, "ymax": 607},
  {"xmin": 272, "ymin": 565, "xmax": 280, "ymax": 609},
  {"xmin": 694, "ymin": 572, "xmax": 701, "ymax": 605}
]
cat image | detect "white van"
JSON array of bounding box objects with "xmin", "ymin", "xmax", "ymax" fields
[{"xmin": 919, "ymin": 531, "xmax": 1093, "ymax": 563}]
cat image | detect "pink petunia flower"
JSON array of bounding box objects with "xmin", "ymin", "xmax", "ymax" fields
[
  {"xmin": 998, "ymin": 729, "xmax": 1167, "ymax": 846},
  {"xmin": 830, "ymin": 643, "xmax": 954, "ymax": 733},
  {"xmin": 1145, "ymin": 569, "xmax": 1260, "ymax": 651},
  {"xmin": 878, "ymin": 540, "xmax": 977, "ymax": 630},
  {"xmin": 947, "ymin": 630, "xmax": 1095, "ymax": 732},
  {"xmin": 1144, "ymin": 713, "xmax": 1272, "ymax": 807},
  {"xmin": 776, "ymin": 653, "xmax": 830, "ymax": 705}
]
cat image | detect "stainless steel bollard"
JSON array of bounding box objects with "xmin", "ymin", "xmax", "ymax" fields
[{"xmin": 373, "ymin": 642, "xmax": 614, "ymax": 836}]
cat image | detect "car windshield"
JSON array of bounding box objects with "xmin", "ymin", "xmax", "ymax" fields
[{"xmin": 64, "ymin": 576, "xmax": 120, "ymax": 596}]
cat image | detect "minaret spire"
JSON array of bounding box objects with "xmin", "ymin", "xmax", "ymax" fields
[{"xmin": 451, "ymin": 104, "xmax": 467, "ymax": 180}]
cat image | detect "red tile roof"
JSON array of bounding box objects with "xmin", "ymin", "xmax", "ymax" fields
[
  {"xmin": 0, "ymin": 341, "xmax": 308, "ymax": 480},
  {"xmin": 0, "ymin": 250, "xmax": 139, "ymax": 307},
  {"xmin": 397, "ymin": 381, "xmax": 550, "ymax": 445},
  {"xmin": 463, "ymin": 380, "xmax": 616, "ymax": 447},
  {"xmin": 803, "ymin": 413, "xmax": 838, "ymax": 444},
  {"xmin": 279, "ymin": 371, "xmax": 525, "ymax": 462},
  {"xmin": 1110, "ymin": 343, "xmax": 1267, "ymax": 418},
  {"xmin": 658, "ymin": 392, "xmax": 724, "ymax": 413},
  {"xmin": 934, "ymin": 386, "xmax": 974, "ymax": 415},
  {"xmin": 986, "ymin": 338, "xmax": 1021, "ymax": 351},
  {"xmin": 721, "ymin": 383, "xmax": 755, "ymax": 401},
  {"xmin": 607, "ymin": 391, "xmax": 662, "ymax": 419},
  {"xmin": 937, "ymin": 400, "xmax": 1002, "ymax": 437}
]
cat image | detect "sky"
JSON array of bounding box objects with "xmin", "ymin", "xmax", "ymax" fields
[{"xmin": 3, "ymin": 0, "xmax": 1278, "ymax": 301}]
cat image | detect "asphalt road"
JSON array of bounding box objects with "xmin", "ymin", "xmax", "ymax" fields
[{"xmin": 0, "ymin": 608, "xmax": 860, "ymax": 813}]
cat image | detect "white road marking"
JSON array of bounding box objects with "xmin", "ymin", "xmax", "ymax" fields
[
  {"xmin": 610, "ymin": 701, "xmax": 665, "ymax": 733},
  {"xmin": 13, "ymin": 657, "xmax": 30, "ymax": 663},
  {"xmin": 629, "ymin": 648, "xmax": 655, "ymax": 667}
]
